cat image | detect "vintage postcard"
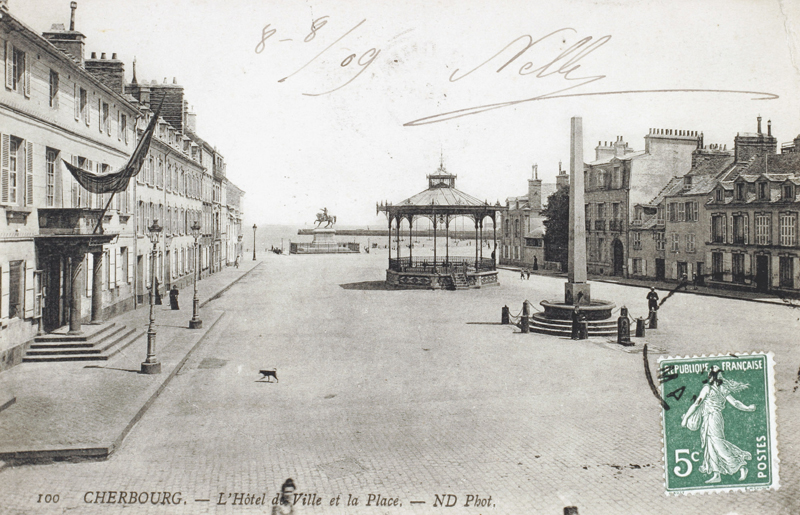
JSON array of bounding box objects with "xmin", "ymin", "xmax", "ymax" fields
[{"xmin": 1, "ymin": 0, "xmax": 799, "ymax": 514}]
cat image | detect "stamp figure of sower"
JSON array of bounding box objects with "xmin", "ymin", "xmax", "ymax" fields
[{"xmin": 680, "ymin": 365, "xmax": 755, "ymax": 484}]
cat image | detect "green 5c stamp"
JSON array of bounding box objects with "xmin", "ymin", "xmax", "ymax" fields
[{"xmin": 658, "ymin": 352, "xmax": 778, "ymax": 494}]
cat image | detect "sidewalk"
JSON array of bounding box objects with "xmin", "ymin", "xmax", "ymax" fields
[
  {"xmin": 498, "ymin": 265, "xmax": 800, "ymax": 307},
  {"xmin": 0, "ymin": 259, "xmax": 261, "ymax": 463}
]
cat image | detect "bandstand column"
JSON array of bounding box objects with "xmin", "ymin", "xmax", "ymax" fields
[
  {"xmin": 474, "ymin": 217, "xmax": 479, "ymax": 269},
  {"xmin": 396, "ymin": 217, "xmax": 400, "ymax": 262},
  {"xmin": 493, "ymin": 214, "xmax": 497, "ymax": 260},
  {"xmin": 91, "ymin": 250, "xmax": 103, "ymax": 324},
  {"xmin": 68, "ymin": 251, "xmax": 85, "ymax": 334},
  {"xmin": 479, "ymin": 218, "xmax": 484, "ymax": 261},
  {"xmin": 433, "ymin": 216, "xmax": 437, "ymax": 270},
  {"xmin": 446, "ymin": 215, "xmax": 450, "ymax": 264},
  {"xmin": 387, "ymin": 216, "xmax": 392, "ymax": 268},
  {"xmin": 409, "ymin": 215, "xmax": 413, "ymax": 262}
]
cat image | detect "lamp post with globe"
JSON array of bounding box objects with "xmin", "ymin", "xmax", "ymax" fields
[
  {"xmin": 141, "ymin": 220, "xmax": 163, "ymax": 374},
  {"xmin": 252, "ymin": 223, "xmax": 257, "ymax": 261},
  {"xmin": 189, "ymin": 220, "xmax": 203, "ymax": 329}
]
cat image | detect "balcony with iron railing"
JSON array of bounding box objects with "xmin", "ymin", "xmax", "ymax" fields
[
  {"xmin": 609, "ymin": 219, "xmax": 623, "ymax": 232},
  {"xmin": 594, "ymin": 220, "xmax": 606, "ymax": 231}
]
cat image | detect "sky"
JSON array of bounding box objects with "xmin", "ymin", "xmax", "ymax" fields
[{"xmin": 12, "ymin": 0, "xmax": 800, "ymax": 227}]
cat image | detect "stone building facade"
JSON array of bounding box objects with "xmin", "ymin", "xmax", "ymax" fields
[
  {"xmin": 0, "ymin": 3, "xmax": 244, "ymax": 370},
  {"xmin": 585, "ymin": 129, "xmax": 702, "ymax": 276},
  {"xmin": 499, "ymin": 164, "xmax": 557, "ymax": 270}
]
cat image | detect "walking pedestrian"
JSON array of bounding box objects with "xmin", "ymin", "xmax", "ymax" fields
[
  {"xmin": 525, "ymin": 269, "xmax": 530, "ymax": 280},
  {"xmin": 692, "ymin": 273, "xmax": 698, "ymax": 290},
  {"xmin": 169, "ymin": 285, "xmax": 180, "ymax": 310},
  {"xmin": 533, "ymin": 256, "xmax": 538, "ymax": 271},
  {"xmin": 647, "ymin": 287, "xmax": 659, "ymax": 312},
  {"xmin": 235, "ymin": 255, "xmax": 240, "ymax": 268},
  {"xmin": 272, "ymin": 478, "xmax": 296, "ymax": 515}
]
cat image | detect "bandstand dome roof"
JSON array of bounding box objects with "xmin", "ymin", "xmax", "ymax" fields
[{"xmin": 378, "ymin": 163, "xmax": 505, "ymax": 217}]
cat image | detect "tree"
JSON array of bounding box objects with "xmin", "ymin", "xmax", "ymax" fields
[{"xmin": 542, "ymin": 186, "xmax": 569, "ymax": 272}]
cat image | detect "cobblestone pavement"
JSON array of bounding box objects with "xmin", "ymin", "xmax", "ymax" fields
[{"xmin": 0, "ymin": 250, "xmax": 798, "ymax": 515}]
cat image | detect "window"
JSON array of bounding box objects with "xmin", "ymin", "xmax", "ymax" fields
[
  {"xmin": 668, "ymin": 203, "xmax": 677, "ymax": 222},
  {"xmin": 784, "ymin": 184, "xmax": 795, "ymax": 201},
  {"xmin": 598, "ymin": 238, "xmax": 605, "ymax": 262},
  {"xmin": 632, "ymin": 258, "xmax": 642, "ymax": 275},
  {"xmin": 632, "ymin": 231, "xmax": 641, "ymax": 250},
  {"xmin": 756, "ymin": 214, "xmax": 771, "ymax": 245},
  {"xmin": 597, "ymin": 203, "xmax": 605, "ymax": 220},
  {"xmin": 712, "ymin": 252, "xmax": 724, "ymax": 281},
  {"xmin": 677, "ymin": 202, "xmax": 685, "ymax": 222},
  {"xmin": 712, "ymin": 215, "xmax": 726, "ymax": 243},
  {"xmin": 8, "ymin": 137, "xmax": 20, "ymax": 204},
  {"xmin": 514, "ymin": 219, "xmax": 519, "ymax": 237},
  {"xmin": 119, "ymin": 113, "xmax": 128, "ymax": 144},
  {"xmin": 758, "ymin": 182, "xmax": 768, "ymax": 200},
  {"xmin": 49, "ymin": 70, "xmax": 59, "ymax": 107},
  {"xmin": 46, "ymin": 149, "xmax": 58, "ymax": 207},
  {"xmin": 716, "ymin": 189, "xmax": 724, "ymax": 202},
  {"xmin": 612, "ymin": 202, "xmax": 620, "ymax": 220},
  {"xmin": 685, "ymin": 201, "xmax": 697, "ymax": 222},
  {"xmin": 80, "ymin": 88, "xmax": 89, "ymax": 125},
  {"xmin": 735, "ymin": 182, "xmax": 745, "ymax": 201},
  {"xmin": 504, "ymin": 219, "xmax": 509, "ymax": 236},
  {"xmin": 671, "ymin": 233, "xmax": 679, "ymax": 252},
  {"xmin": 780, "ymin": 213, "xmax": 797, "ymax": 247},
  {"xmin": 733, "ymin": 215, "xmax": 746, "ymax": 244},
  {"xmin": 780, "ymin": 256, "xmax": 794, "ymax": 288},
  {"xmin": 686, "ymin": 233, "xmax": 696, "ymax": 253},
  {"xmin": 8, "ymin": 260, "xmax": 23, "ymax": 319},
  {"xmin": 657, "ymin": 204, "xmax": 664, "ymax": 225},
  {"xmin": 732, "ymin": 254, "xmax": 745, "ymax": 284},
  {"xmin": 9, "ymin": 46, "xmax": 27, "ymax": 95},
  {"xmin": 102, "ymin": 102, "xmax": 109, "ymax": 134}
]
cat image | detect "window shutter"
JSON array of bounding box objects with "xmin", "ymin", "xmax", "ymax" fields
[
  {"xmin": 86, "ymin": 92, "xmax": 91, "ymax": 125},
  {"xmin": 0, "ymin": 133, "xmax": 9, "ymax": 204},
  {"xmin": 744, "ymin": 214, "xmax": 750, "ymax": 245},
  {"xmin": 74, "ymin": 83, "xmax": 80, "ymax": 120},
  {"xmin": 723, "ymin": 216, "xmax": 728, "ymax": 244},
  {"xmin": 1, "ymin": 266, "xmax": 9, "ymax": 319},
  {"xmin": 98, "ymin": 99, "xmax": 103, "ymax": 132},
  {"xmin": 55, "ymin": 153, "xmax": 63, "ymax": 207},
  {"xmin": 85, "ymin": 254, "xmax": 92, "ymax": 296},
  {"xmin": 127, "ymin": 248, "xmax": 133, "ymax": 284},
  {"xmin": 115, "ymin": 248, "xmax": 121, "ymax": 288},
  {"xmin": 25, "ymin": 141, "xmax": 33, "ymax": 206},
  {"xmin": 71, "ymin": 155, "xmax": 78, "ymax": 207},
  {"xmin": 117, "ymin": 111, "xmax": 121, "ymax": 141},
  {"xmin": 23, "ymin": 50, "xmax": 31, "ymax": 98},
  {"xmin": 24, "ymin": 261, "xmax": 34, "ymax": 318},
  {"xmin": 4, "ymin": 41, "xmax": 12, "ymax": 90}
]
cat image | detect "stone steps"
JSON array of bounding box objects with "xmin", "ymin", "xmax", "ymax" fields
[
  {"xmin": 23, "ymin": 323, "xmax": 145, "ymax": 362},
  {"xmin": 527, "ymin": 312, "xmax": 618, "ymax": 337}
]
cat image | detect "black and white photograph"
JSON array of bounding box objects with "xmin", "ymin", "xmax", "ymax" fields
[{"xmin": 0, "ymin": 0, "xmax": 799, "ymax": 513}]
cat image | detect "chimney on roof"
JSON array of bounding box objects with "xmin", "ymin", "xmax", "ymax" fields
[
  {"xmin": 85, "ymin": 51, "xmax": 125, "ymax": 94},
  {"xmin": 69, "ymin": 1, "xmax": 77, "ymax": 31},
  {"xmin": 768, "ymin": 120, "xmax": 772, "ymax": 137},
  {"xmin": 757, "ymin": 115, "xmax": 762, "ymax": 134},
  {"xmin": 528, "ymin": 164, "xmax": 542, "ymax": 212}
]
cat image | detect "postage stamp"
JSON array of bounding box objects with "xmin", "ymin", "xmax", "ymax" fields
[{"xmin": 658, "ymin": 352, "xmax": 778, "ymax": 494}]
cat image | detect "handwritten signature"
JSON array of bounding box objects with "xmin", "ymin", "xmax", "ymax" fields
[
  {"xmin": 255, "ymin": 22, "xmax": 778, "ymax": 124},
  {"xmin": 255, "ymin": 17, "xmax": 381, "ymax": 96},
  {"xmin": 405, "ymin": 28, "xmax": 778, "ymax": 126}
]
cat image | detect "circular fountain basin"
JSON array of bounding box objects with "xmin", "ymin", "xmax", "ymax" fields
[{"xmin": 540, "ymin": 300, "xmax": 615, "ymax": 321}]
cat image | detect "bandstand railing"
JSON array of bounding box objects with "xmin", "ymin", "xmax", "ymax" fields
[{"xmin": 389, "ymin": 257, "xmax": 495, "ymax": 273}]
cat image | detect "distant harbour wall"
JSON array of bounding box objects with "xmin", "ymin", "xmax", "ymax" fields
[{"xmin": 297, "ymin": 229, "xmax": 495, "ymax": 239}]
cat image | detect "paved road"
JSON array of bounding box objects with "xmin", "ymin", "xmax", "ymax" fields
[{"xmin": 1, "ymin": 249, "xmax": 798, "ymax": 514}]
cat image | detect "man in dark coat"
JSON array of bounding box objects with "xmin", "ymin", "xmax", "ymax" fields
[
  {"xmin": 169, "ymin": 285, "xmax": 180, "ymax": 310},
  {"xmin": 647, "ymin": 287, "xmax": 659, "ymax": 312}
]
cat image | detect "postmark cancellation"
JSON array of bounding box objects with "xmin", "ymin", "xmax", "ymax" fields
[{"xmin": 658, "ymin": 352, "xmax": 778, "ymax": 494}]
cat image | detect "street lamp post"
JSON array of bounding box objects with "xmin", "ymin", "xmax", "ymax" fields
[
  {"xmin": 252, "ymin": 223, "xmax": 257, "ymax": 261},
  {"xmin": 189, "ymin": 221, "xmax": 203, "ymax": 329},
  {"xmin": 141, "ymin": 220, "xmax": 163, "ymax": 374}
]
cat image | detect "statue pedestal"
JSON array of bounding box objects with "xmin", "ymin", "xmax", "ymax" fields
[
  {"xmin": 311, "ymin": 228, "xmax": 338, "ymax": 250},
  {"xmin": 290, "ymin": 228, "xmax": 360, "ymax": 254},
  {"xmin": 565, "ymin": 282, "xmax": 591, "ymax": 305}
]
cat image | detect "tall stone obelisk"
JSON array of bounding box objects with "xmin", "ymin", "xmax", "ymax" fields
[{"xmin": 566, "ymin": 116, "xmax": 590, "ymax": 305}]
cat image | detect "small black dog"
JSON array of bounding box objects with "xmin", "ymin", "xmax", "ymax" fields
[{"xmin": 258, "ymin": 369, "xmax": 278, "ymax": 382}]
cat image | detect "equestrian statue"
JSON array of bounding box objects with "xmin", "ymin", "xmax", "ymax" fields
[{"xmin": 315, "ymin": 207, "xmax": 336, "ymax": 228}]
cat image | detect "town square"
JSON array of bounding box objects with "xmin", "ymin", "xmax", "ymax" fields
[{"xmin": 2, "ymin": 0, "xmax": 800, "ymax": 514}]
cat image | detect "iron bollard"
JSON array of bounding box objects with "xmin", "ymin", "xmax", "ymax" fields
[
  {"xmin": 648, "ymin": 308, "xmax": 658, "ymax": 329},
  {"xmin": 564, "ymin": 507, "xmax": 579, "ymax": 515},
  {"xmin": 617, "ymin": 306, "xmax": 632, "ymax": 346},
  {"xmin": 502, "ymin": 305, "xmax": 510, "ymax": 325},
  {"xmin": 571, "ymin": 306, "xmax": 580, "ymax": 339},
  {"xmin": 577, "ymin": 312, "xmax": 589, "ymax": 340},
  {"xmin": 521, "ymin": 301, "xmax": 530, "ymax": 333},
  {"xmin": 635, "ymin": 317, "xmax": 646, "ymax": 337}
]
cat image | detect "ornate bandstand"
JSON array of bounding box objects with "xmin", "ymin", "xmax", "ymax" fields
[{"xmin": 377, "ymin": 165, "xmax": 506, "ymax": 290}]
